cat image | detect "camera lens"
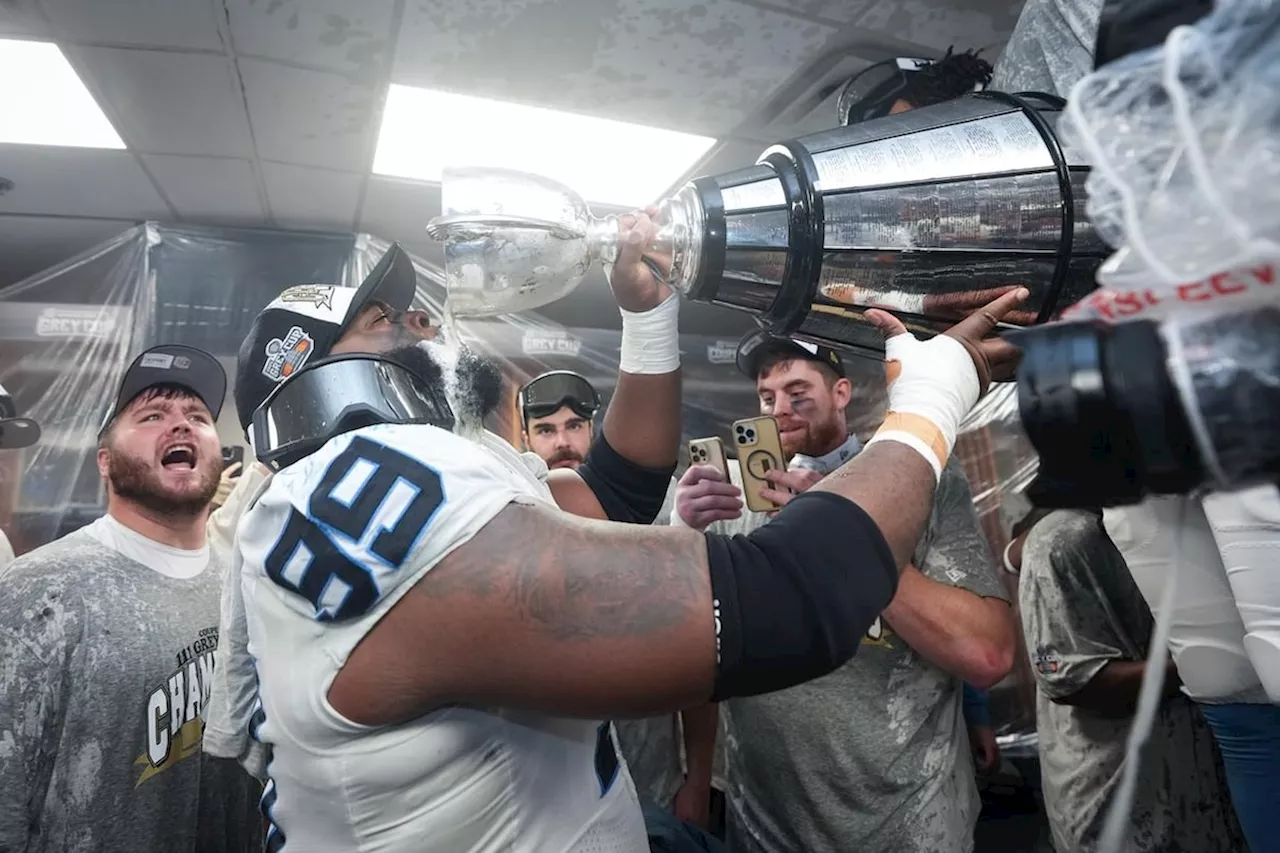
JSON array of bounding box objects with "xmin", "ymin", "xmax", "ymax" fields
[
  {"xmin": 746, "ymin": 429, "xmax": 756, "ymax": 439},
  {"xmin": 735, "ymin": 425, "xmax": 745, "ymax": 434},
  {"xmin": 1013, "ymin": 317, "xmax": 1203, "ymax": 507},
  {"xmin": 736, "ymin": 434, "xmax": 746, "ymax": 444}
]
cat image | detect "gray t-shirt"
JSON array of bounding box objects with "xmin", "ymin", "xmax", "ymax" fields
[
  {"xmin": 0, "ymin": 527, "xmax": 261, "ymax": 853},
  {"xmin": 1019, "ymin": 510, "xmax": 1244, "ymax": 853},
  {"xmin": 711, "ymin": 445, "xmax": 1007, "ymax": 853}
]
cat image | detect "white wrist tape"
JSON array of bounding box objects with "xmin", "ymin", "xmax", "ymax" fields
[
  {"xmin": 864, "ymin": 332, "xmax": 980, "ymax": 481},
  {"xmin": 619, "ymin": 292, "xmax": 680, "ymax": 374}
]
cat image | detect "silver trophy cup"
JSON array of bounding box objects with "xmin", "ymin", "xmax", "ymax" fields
[{"xmin": 427, "ymin": 92, "xmax": 1107, "ymax": 358}]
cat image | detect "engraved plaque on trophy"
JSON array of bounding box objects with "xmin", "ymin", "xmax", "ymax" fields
[{"xmin": 427, "ymin": 92, "xmax": 1107, "ymax": 359}]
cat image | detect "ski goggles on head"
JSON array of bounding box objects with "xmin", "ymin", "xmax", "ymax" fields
[
  {"xmin": 836, "ymin": 57, "xmax": 936, "ymax": 126},
  {"xmin": 518, "ymin": 371, "xmax": 600, "ymax": 423}
]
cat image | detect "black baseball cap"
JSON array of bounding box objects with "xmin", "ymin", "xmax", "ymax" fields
[
  {"xmin": 0, "ymin": 382, "xmax": 41, "ymax": 450},
  {"xmin": 736, "ymin": 329, "xmax": 845, "ymax": 380},
  {"xmin": 519, "ymin": 370, "xmax": 600, "ymax": 423},
  {"xmin": 101, "ymin": 344, "xmax": 227, "ymax": 433},
  {"xmin": 233, "ymin": 242, "xmax": 418, "ymax": 433}
]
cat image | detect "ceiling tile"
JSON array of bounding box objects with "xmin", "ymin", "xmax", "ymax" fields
[
  {"xmin": 0, "ymin": 216, "xmax": 135, "ymax": 289},
  {"xmin": 260, "ymin": 162, "xmax": 362, "ymax": 231},
  {"xmin": 225, "ymin": 0, "xmax": 396, "ymax": 80},
  {"xmin": 142, "ymin": 155, "xmax": 266, "ymax": 225},
  {"xmin": 394, "ymin": 0, "xmax": 837, "ymax": 138},
  {"xmin": 0, "ymin": 1, "xmax": 50, "ymax": 38},
  {"xmin": 69, "ymin": 47, "xmax": 255, "ymax": 157},
  {"xmin": 850, "ymin": 0, "xmax": 1023, "ymax": 53},
  {"xmin": 240, "ymin": 59, "xmax": 378, "ymax": 171},
  {"xmin": 41, "ymin": 0, "xmax": 223, "ymax": 50},
  {"xmin": 0, "ymin": 145, "xmax": 170, "ymax": 219}
]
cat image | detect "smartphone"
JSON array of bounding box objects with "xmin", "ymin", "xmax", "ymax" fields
[
  {"xmin": 688, "ymin": 437, "xmax": 730, "ymax": 481},
  {"xmin": 731, "ymin": 416, "xmax": 787, "ymax": 513},
  {"xmin": 221, "ymin": 445, "xmax": 245, "ymax": 471}
]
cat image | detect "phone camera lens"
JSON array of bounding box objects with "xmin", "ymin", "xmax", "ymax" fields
[
  {"xmin": 735, "ymin": 425, "xmax": 745, "ymax": 434},
  {"xmin": 746, "ymin": 429, "xmax": 756, "ymax": 440}
]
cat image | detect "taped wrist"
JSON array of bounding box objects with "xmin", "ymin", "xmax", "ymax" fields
[
  {"xmin": 705, "ymin": 492, "xmax": 899, "ymax": 701},
  {"xmin": 577, "ymin": 432, "xmax": 676, "ymax": 525},
  {"xmin": 619, "ymin": 292, "xmax": 680, "ymax": 375},
  {"xmin": 866, "ymin": 332, "xmax": 980, "ymax": 481}
]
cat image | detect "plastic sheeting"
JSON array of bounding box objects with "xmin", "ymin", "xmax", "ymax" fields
[
  {"xmin": 0, "ymin": 221, "xmax": 1042, "ymax": 732},
  {"xmin": 0, "ymin": 223, "xmax": 766, "ymax": 551}
]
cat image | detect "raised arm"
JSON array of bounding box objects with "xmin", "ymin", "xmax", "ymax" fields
[
  {"xmin": 557, "ymin": 212, "xmax": 681, "ymax": 524},
  {"xmin": 598, "ymin": 210, "xmax": 681, "ymax": 469}
]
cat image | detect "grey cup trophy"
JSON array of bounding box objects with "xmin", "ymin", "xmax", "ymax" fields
[{"xmin": 427, "ymin": 92, "xmax": 1107, "ymax": 358}]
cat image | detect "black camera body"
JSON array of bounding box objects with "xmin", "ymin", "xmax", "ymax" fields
[{"xmin": 1013, "ymin": 305, "xmax": 1280, "ymax": 507}]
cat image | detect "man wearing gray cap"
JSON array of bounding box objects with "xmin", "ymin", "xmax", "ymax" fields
[
  {"xmin": 672, "ymin": 330, "xmax": 1017, "ymax": 853},
  {"xmin": 0, "ymin": 381, "xmax": 42, "ymax": 571},
  {"xmin": 0, "ymin": 345, "xmax": 260, "ymax": 853}
]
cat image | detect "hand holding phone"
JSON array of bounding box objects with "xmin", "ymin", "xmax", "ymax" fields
[
  {"xmin": 731, "ymin": 416, "xmax": 787, "ymax": 513},
  {"xmin": 221, "ymin": 445, "xmax": 245, "ymax": 471},
  {"xmin": 688, "ymin": 437, "xmax": 730, "ymax": 481},
  {"xmin": 676, "ymin": 439, "xmax": 742, "ymax": 531}
]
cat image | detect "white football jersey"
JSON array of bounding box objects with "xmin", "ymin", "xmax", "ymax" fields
[{"xmin": 236, "ymin": 423, "xmax": 648, "ymax": 853}]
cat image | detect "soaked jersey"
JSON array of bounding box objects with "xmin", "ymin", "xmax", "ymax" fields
[
  {"xmin": 235, "ymin": 423, "xmax": 647, "ymax": 853},
  {"xmin": 0, "ymin": 525, "xmax": 260, "ymax": 853},
  {"xmin": 1020, "ymin": 510, "xmax": 1243, "ymax": 852}
]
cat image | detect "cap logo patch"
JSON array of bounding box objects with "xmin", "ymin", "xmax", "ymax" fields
[
  {"xmin": 173, "ymin": 355, "xmax": 191, "ymax": 370},
  {"xmin": 139, "ymin": 353, "xmax": 174, "ymax": 369},
  {"xmin": 262, "ymin": 325, "xmax": 314, "ymax": 383},
  {"xmin": 277, "ymin": 285, "xmax": 335, "ymax": 311}
]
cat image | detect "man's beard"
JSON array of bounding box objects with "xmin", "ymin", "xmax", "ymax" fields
[
  {"xmin": 546, "ymin": 449, "xmax": 584, "ymax": 469},
  {"xmin": 108, "ymin": 449, "xmax": 220, "ymax": 517},
  {"xmin": 386, "ymin": 340, "xmax": 502, "ymax": 433},
  {"xmin": 786, "ymin": 414, "xmax": 845, "ymax": 458}
]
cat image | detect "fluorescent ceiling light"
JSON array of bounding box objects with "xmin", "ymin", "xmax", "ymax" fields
[
  {"xmin": 374, "ymin": 84, "xmax": 716, "ymax": 208},
  {"xmin": 0, "ymin": 39, "xmax": 125, "ymax": 149}
]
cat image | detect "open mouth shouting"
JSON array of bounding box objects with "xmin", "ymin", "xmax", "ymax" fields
[{"xmin": 160, "ymin": 442, "xmax": 198, "ymax": 471}]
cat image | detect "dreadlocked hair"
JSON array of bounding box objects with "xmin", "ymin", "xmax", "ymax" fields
[{"xmin": 900, "ymin": 47, "xmax": 994, "ymax": 108}]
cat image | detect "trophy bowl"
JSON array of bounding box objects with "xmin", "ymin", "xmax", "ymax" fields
[
  {"xmin": 427, "ymin": 92, "xmax": 1108, "ymax": 358},
  {"xmin": 426, "ymin": 167, "xmax": 600, "ymax": 318},
  {"xmin": 427, "ymin": 166, "xmax": 707, "ymax": 318}
]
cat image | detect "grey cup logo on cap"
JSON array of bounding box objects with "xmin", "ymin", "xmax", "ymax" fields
[
  {"xmin": 262, "ymin": 326, "xmax": 315, "ymax": 383},
  {"xmin": 277, "ymin": 284, "xmax": 336, "ymax": 311}
]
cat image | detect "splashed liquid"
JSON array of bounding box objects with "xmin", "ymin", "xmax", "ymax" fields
[{"xmin": 420, "ymin": 301, "xmax": 484, "ymax": 442}]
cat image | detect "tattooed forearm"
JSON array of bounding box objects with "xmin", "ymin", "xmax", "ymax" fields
[{"xmin": 418, "ymin": 503, "xmax": 709, "ymax": 641}]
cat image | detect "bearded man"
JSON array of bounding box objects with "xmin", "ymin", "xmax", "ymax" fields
[{"xmin": 0, "ymin": 344, "xmax": 262, "ymax": 853}]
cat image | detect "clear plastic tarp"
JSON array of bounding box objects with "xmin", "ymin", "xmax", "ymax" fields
[{"xmin": 0, "ymin": 221, "xmax": 1042, "ymax": 733}]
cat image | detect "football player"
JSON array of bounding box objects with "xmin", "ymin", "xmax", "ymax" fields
[{"xmin": 226, "ymin": 217, "xmax": 1025, "ymax": 851}]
